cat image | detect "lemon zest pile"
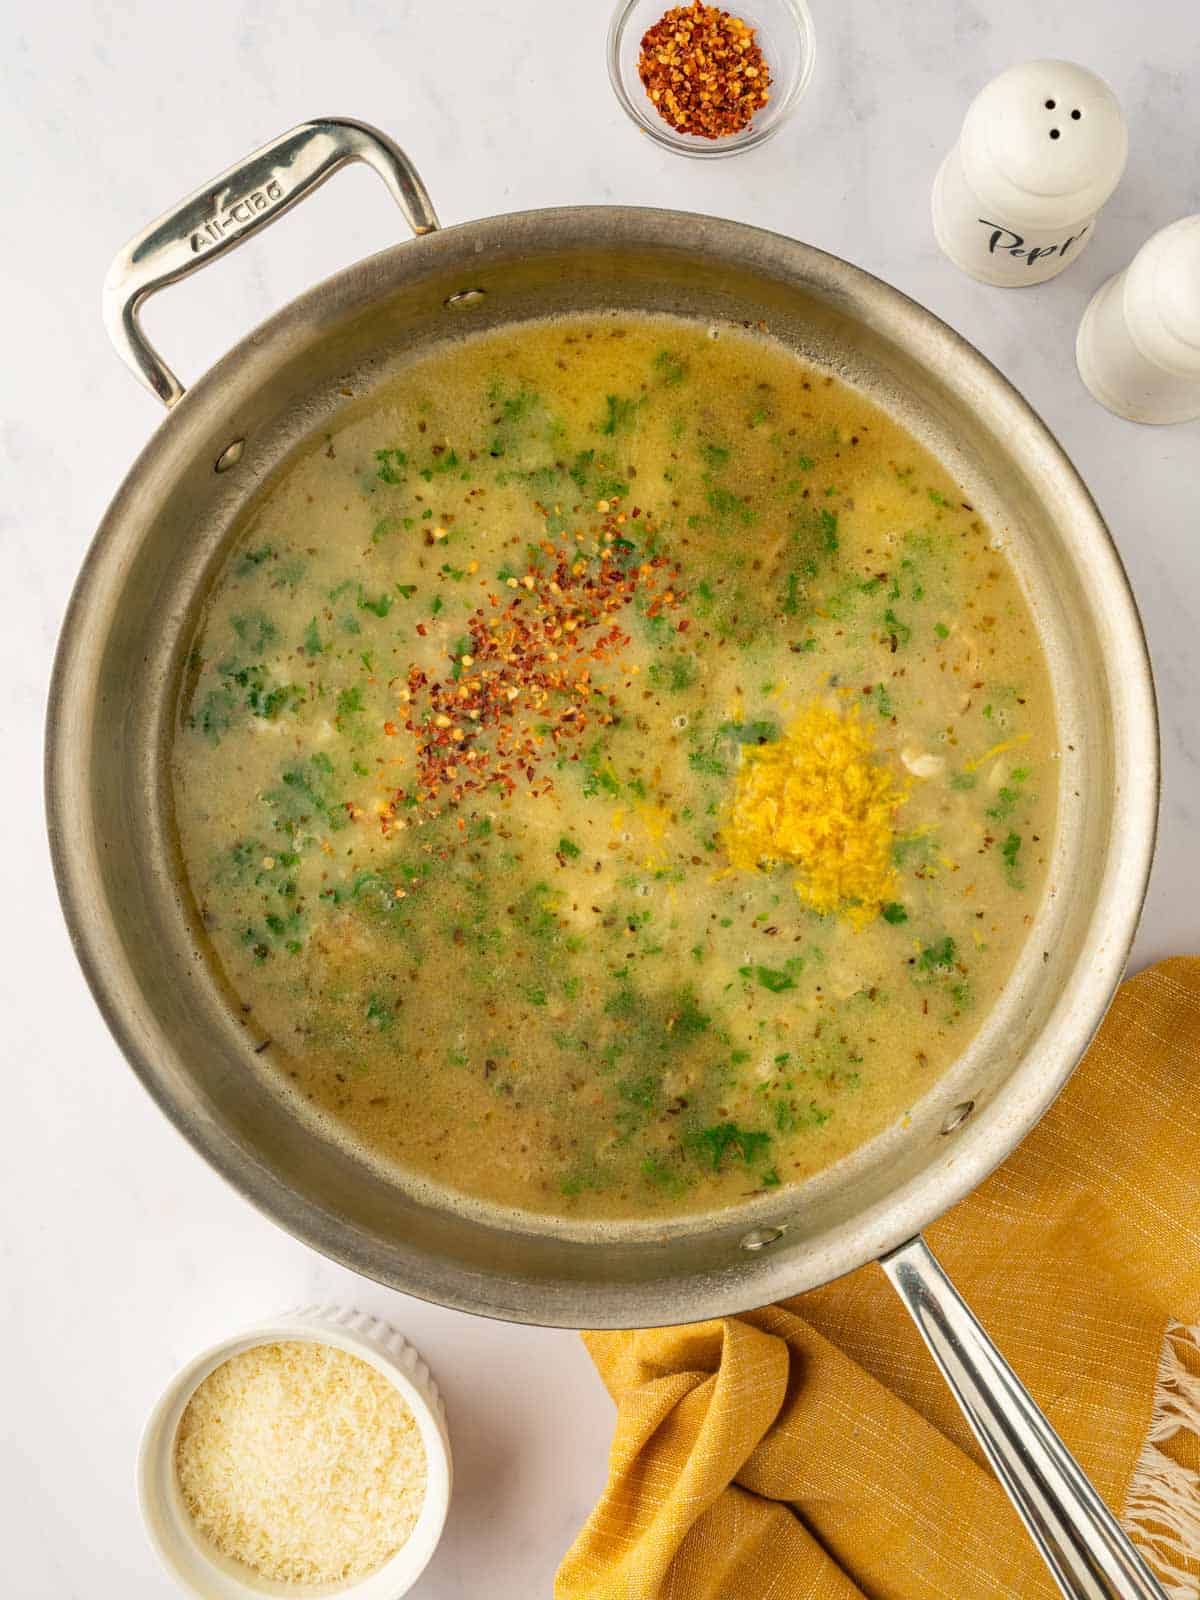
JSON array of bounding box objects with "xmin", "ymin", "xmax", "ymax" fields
[{"xmin": 720, "ymin": 700, "xmax": 908, "ymax": 927}]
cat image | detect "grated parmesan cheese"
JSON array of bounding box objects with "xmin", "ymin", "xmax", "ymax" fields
[
  {"xmin": 721, "ymin": 700, "xmax": 907, "ymax": 926},
  {"xmin": 174, "ymin": 1339, "xmax": 427, "ymax": 1586}
]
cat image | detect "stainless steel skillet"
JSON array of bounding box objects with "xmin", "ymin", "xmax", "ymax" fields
[{"xmin": 48, "ymin": 119, "xmax": 1162, "ymax": 1597}]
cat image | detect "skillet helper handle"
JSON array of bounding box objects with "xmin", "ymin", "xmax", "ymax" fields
[
  {"xmin": 102, "ymin": 117, "xmax": 439, "ymax": 407},
  {"xmin": 882, "ymin": 1236, "xmax": 1167, "ymax": 1600}
]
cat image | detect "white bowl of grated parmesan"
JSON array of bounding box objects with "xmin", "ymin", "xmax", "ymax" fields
[{"xmin": 137, "ymin": 1305, "xmax": 452, "ymax": 1598}]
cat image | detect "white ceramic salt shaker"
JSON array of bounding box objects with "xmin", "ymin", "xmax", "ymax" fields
[
  {"xmin": 1076, "ymin": 216, "xmax": 1200, "ymax": 423},
  {"xmin": 933, "ymin": 61, "xmax": 1127, "ymax": 287}
]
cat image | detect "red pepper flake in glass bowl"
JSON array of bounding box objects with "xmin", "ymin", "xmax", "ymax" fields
[{"xmin": 637, "ymin": 1, "xmax": 771, "ymax": 139}]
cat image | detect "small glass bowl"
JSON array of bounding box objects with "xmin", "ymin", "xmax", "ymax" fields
[{"xmin": 608, "ymin": 0, "xmax": 816, "ymax": 159}]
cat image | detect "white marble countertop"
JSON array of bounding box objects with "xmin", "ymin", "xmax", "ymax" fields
[{"xmin": 3, "ymin": 1, "xmax": 1197, "ymax": 1594}]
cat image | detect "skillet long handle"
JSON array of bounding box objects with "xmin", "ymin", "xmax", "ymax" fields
[
  {"xmin": 881, "ymin": 1235, "xmax": 1166, "ymax": 1600},
  {"xmin": 102, "ymin": 117, "xmax": 439, "ymax": 407}
]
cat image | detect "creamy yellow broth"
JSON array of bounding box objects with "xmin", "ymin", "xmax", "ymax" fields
[{"xmin": 172, "ymin": 315, "xmax": 1057, "ymax": 1221}]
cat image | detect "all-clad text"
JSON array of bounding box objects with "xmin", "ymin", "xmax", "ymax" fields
[{"xmin": 190, "ymin": 179, "xmax": 285, "ymax": 253}]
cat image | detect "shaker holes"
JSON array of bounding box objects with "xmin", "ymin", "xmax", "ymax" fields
[{"xmin": 1044, "ymin": 98, "xmax": 1082, "ymax": 134}]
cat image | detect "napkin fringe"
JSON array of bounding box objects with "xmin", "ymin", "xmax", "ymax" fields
[{"xmin": 1124, "ymin": 1322, "xmax": 1200, "ymax": 1598}]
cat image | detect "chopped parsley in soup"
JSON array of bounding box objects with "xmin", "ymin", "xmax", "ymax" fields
[{"xmin": 172, "ymin": 316, "xmax": 1057, "ymax": 1221}]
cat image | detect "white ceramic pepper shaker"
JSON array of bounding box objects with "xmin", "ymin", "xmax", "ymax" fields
[
  {"xmin": 932, "ymin": 61, "xmax": 1127, "ymax": 287},
  {"xmin": 1076, "ymin": 216, "xmax": 1200, "ymax": 423}
]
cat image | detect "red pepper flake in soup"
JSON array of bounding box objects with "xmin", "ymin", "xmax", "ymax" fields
[
  {"xmin": 637, "ymin": 1, "xmax": 771, "ymax": 140},
  {"xmin": 393, "ymin": 513, "xmax": 684, "ymax": 819}
]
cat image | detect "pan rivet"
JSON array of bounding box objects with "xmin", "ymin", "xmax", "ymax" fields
[
  {"xmin": 215, "ymin": 439, "xmax": 245, "ymax": 473},
  {"xmin": 741, "ymin": 1226, "xmax": 785, "ymax": 1251},
  {"xmin": 941, "ymin": 1099, "xmax": 975, "ymax": 1134},
  {"xmin": 444, "ymin": 288, "xmax": 486, "ymax": 309}
]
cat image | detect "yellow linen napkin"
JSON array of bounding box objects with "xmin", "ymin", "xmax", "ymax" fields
[{"xmin": 557, "ymin": 957, "xmax": 1200, "ymax": 1600}]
